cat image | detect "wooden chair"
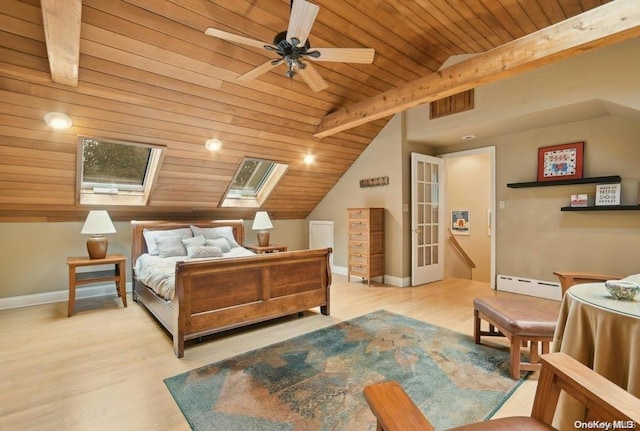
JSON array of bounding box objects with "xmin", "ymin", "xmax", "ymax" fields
[
  {"xmin": 553, "ymin": 271, "xmax": 620, "ymax": 297},
  {"xmin": 363, "ymin": 352, "xmax": 640, "ymax": 431}
]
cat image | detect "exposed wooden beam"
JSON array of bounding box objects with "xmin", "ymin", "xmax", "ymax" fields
[
  {"xmin": 314, "ymin": 0, "xmax": 640, "ymax": 138},
  {"xmin": 41, "ymin": 0, "xmax": 82, "ymax": 87}
]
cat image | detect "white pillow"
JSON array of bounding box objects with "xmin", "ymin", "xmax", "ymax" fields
[
  {"xmin": 182, "ymin": 235, "xmax": 206, "ymax": 248},
  {"xmin": 155, "ymin": 235, "xmax": 187, "ymax": 258},
  {"xmin": 622, "ymin": 274, "xmax": 640, "ymax": 284},
  {"xmin": 190, "ymin": 225, "xmax": 240, "ymax": 248},
  {"xmin": 187, "ymin": 245, "xmax": 224, "ymax": 259},
  {"xmin": 205, "ymin": 238, "xmax": 231, "ymax": 253},
  {"xmin": 143, "ymin": 228, "xmax": 193, "ymax": 255}
]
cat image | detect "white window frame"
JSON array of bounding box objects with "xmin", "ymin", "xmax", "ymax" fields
[
  {"xmin": 77, "ymin": 136, "xmax": 164, "ymax": 206},
  {"xmin": 220, "ymin": 157, "xmax": 288, "ymax": 208}
]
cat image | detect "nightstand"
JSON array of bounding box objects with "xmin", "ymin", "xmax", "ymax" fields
[
  {"xmin": 66, "ymin": 254, "xmax": 127, "ymax": 316},
  {"xmin": 245, "ymin": 244, "xmax": 288, "ymax": 254}
]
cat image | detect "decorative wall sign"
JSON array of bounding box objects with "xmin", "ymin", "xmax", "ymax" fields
[
  {"xmin": 359, "ymin": 176, "xmax": 389, "ymax": 188},
  {"xmin": 537, "ymin": 142, "xmax": 584, "ymax": 181},
  {"xmin": 451, "ymin": 209, "xmax": 470, "ymax": 235},
  {"xmin": 595, "ymin": 183, "xmax": 621, "ymax": 206},
  {"xmin": 570, "ymin": 194, "xmax": 591, "ymax": 207}
]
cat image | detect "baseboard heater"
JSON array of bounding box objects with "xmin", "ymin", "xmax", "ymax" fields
[{"xmin": 496, "ymin": 274, "xmax": 562, "ymax": 301}]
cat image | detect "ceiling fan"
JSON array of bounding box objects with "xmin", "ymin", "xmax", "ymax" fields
[{"xmin": 204, "ymin": 0, "xmax": 375, "ymax": 92}]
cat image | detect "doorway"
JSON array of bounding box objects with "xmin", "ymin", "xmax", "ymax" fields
[{"xmin": 440, "ymin": 147, "xmax": 496, "ymax": 287}]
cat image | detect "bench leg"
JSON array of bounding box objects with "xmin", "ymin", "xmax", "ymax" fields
[
  {"xmin": 474, "ymin": 309, "xmax": 481, "ymax": 344},
  {"xmin": 530, "ymin": 340, "xmax": 540, "ymax": 365},
  {"xmin": 510, "ymin": 336, "xmax": 522, "ymax": 379}
]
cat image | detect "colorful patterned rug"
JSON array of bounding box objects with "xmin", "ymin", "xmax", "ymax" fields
[{"xmin": 164, "ymin": 310, "xmax": 526, "ymax": 431}]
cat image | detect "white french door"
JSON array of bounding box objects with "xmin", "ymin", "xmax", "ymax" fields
[{"xmin": 411, "ymin": 152, "xmax": 445, "ymax": 286}]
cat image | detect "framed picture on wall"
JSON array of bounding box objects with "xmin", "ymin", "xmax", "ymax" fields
[
  {"xmin": 451, "ymin": 209, "xmax": 470, "ymax": 235},
  {"xmin": 537, "ymin": 141, "xmax": 584, "ymax": 181}
]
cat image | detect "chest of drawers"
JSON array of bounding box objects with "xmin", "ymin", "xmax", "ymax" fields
[{"xmin": 347, "ymin": 208, "xmax": 384, "ymax": 285}]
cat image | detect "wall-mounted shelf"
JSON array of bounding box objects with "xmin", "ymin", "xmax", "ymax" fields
[
  {"xmin": 507, "ymin": 175, "xmax": 621, "ymax": 188},
  {"xmin": 561, "ymin": 205, "xmax": 640, "ymax": 212}
]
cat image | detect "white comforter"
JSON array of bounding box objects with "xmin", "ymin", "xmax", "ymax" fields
[{"xmin": 134, "ymin": 247, "xmax": 256, "ymax": 300}]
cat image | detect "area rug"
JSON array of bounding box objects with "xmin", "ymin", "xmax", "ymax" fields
[{"xmin": 164, "ymin": 310, "xmax": 526, "ymax": 431}]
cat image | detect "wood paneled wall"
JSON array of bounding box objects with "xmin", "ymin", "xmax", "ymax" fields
[{"xmin": 0, "ymin": 0, "xmax": 610, "ymax": 222}]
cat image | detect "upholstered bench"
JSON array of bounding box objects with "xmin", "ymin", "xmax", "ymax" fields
[{"xmin": 473, "ymin": 296, "xmax": 560, "ymax": 379}]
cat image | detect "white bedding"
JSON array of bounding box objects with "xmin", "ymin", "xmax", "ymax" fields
[{"xmin": 134, "ymin": 247, "xmax": 256, "ymax": 300}]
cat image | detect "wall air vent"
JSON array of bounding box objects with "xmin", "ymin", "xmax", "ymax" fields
[{"xmin": 430, "ymin": 89, "xmax": 474, "ymax": 119}]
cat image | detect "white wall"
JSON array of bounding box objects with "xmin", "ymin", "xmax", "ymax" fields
[
  {"xmin": 307, "ymin": 114, "xmax": 406, "ymax": 284},
  {"xmin": 439, "ymin": 115, "xmax": 640, "ymax": 283},
  {"xmin": 0, "ymin": 218, "xmax": 307, "ymax": 301}
]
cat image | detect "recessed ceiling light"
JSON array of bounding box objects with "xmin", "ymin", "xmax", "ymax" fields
[
  {"xmin": 205, "ymin": 138, "xmax": 222, "ymax": 151},
  {"xmin": 303, "ymin": 154, "xmax": 315, "ymax": 164},
  {"xmin": 462, "ymin": 134, "xmax": 476, "ymax": 140},
  {"xmin": 44, "ymin": 112, "xmax": 72, "ymax": 129}
]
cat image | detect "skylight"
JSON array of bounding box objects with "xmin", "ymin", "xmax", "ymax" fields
[
  {"xmin": 221, "ymin": 158, "xmax": 288, "ymax": 208},
  {"xmin": 77, "ymin": 136, "xmax": 164, "ymax": 206}
]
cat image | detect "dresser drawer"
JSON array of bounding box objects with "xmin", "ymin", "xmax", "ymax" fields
[
  {"xmin": 349, "ymin": 243, "xmax": 369, "ymax": 256},
  {"xmin": 349, "ymin": 264, "xmax": 369, "ymax": 277},
  {"xmin": 349, "ymin": 254, "xmax": 368, "ymax": 265},
  {"xmin": 349, "ymin": 232, "xmax": 369, "ymax": 242},
  {"xmin": 348, "ymin": 209, "xmax": 369, "ymax": 221},
  {"xmin": 348, "ymin": 220, "xmax": 368, "ymax": 232}
]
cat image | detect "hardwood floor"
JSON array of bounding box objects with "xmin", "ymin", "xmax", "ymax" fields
[{"xmin": 0, "ymin": 275, "xmax": 538, "ymax": 430}]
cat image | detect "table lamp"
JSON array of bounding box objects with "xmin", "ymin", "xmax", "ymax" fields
[
  {"xmin": 252, "ymin": 211, "xmax": 273, "ymax": 247},
  {"xmin": 81, "ymin": 210, "xmax": 116, "ymax": 259}
]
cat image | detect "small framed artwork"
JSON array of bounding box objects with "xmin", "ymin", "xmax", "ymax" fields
[
  {"xmin": 451, "ymin": 209, "xmax": 470, "ymax": 235},
  {"xmin": 537, "ymin": 141, "xmax": 584, "ymax": 182}
]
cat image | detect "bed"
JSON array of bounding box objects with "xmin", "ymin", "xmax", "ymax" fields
[{"xmin": 131, "ymin": 219, "xmax": 332, "ymax": 357}]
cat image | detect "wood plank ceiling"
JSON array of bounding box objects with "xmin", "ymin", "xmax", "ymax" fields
[{"xmin": 0, "ymin": 0, "xmax": 613, "ymax": 222}]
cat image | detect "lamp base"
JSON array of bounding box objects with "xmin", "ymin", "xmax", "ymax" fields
[
  {"xmin": 87, "ymin": 235, "xmax": 108, "ymax": 259},
  {"xmin": 257, "ymin": 231, "xmax": 270, "ymax": 247}
]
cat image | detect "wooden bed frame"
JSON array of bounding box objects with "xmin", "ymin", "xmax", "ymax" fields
[{"xmin": 131, "ymin": 220, "xmax": 332, "ymax": 357}]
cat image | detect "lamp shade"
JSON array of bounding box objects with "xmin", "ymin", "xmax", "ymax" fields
[
  {"xmin": 81, "ymin": 211, "xmax": 116, "ymax": 259},
  {"xmin": 252, "ymin": 211, "xmax": 273, "ymax": 231},
  {"xmin": 252, "ymin": 211, "xmax": 273, "ymax": 247},
  {"xmin": 81, "ymin": 210, "xmax": 116, "ymax": 234}
]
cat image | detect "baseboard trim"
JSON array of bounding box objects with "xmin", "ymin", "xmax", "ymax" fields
[
  {"xmin": 333, "ymin": 266, "xmax": 408, "ymax": 287},
  {"xmin": 0, "ymin": 282, "xmax": 133, "ymax": 311},
  {"xmin": 1, "ymin": 268, "xmax": 413, "ymax": 310}
]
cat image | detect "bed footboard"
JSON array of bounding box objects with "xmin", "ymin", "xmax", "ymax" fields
[{"xmin": 172, "ymin": 248, "xmax": 332, "ymax": 357}]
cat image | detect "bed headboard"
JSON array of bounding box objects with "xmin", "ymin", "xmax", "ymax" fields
[{"xmin": 130, "ymin": 219, "xmax": 245, "ymax": 262}]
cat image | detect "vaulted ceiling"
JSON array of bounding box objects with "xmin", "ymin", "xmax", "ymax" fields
[{"xmin": 1, "ymin": 0, "xmax": 634, "ymax": 222}]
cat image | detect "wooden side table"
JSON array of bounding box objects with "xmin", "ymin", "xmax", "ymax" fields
[
  {"xmin": 245, "ymin": 244, "xmax": 288, "ymax": 254},
  {"xmin": 66, "ymin": 254, "xmax": 127, "ymax": 316}
]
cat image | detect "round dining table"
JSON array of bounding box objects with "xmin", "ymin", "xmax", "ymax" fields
[{"xmin": 552, "ymin": 282, "xmax": 640, "ymax": 430}]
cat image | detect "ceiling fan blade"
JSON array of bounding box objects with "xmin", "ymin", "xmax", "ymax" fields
[
  {"xmin": 204, "ymin": 28, "xmax": 269, "ymax": 50},
  {"xmin": 238, "ymin": 60, "xmax": 282, "ymax": 81},
  {"xmin": 287, "ymin": 0, "xmax": 319, "ymax": 47},
  {"xmin": 310, "ymin": 47, "xmax": 376, "ymax": 63},
  {"xmin": 297, "ymin": 62, "xmax": 328, "ymax": 93}
]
